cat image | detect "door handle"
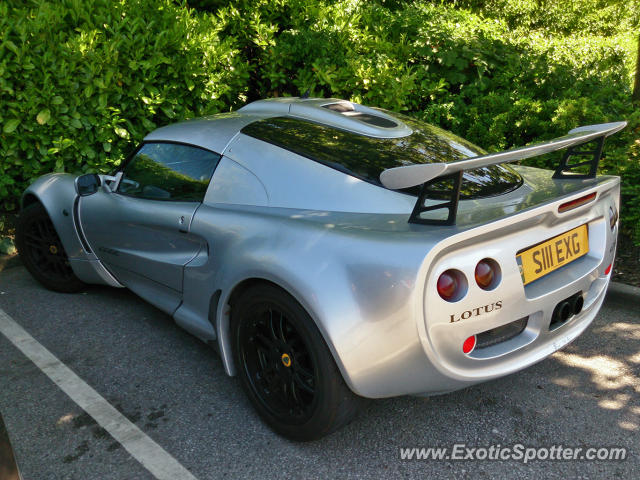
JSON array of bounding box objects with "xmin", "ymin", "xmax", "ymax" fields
[{"xmin": 178, "ymin": 215, "xmax": 188, "ymax": 233}]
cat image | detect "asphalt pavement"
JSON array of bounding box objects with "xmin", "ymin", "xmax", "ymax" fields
[{"xmin": 0, "ymin": 265, "xmax": 638, "ymax": 479}]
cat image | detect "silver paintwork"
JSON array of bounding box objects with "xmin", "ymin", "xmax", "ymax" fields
[
  {"xmin": 21, "ymin": 97, "xmax": 621, "ymax": 399},
  {"xmin": 219, "ymin": 134, "xmax": 416, "ymax": 212},
  {"xmin": 143, "ymin": 112, "xmax": 264, "ymax": 154}
]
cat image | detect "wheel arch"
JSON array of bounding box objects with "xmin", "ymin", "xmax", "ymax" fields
[
  {"xmin": 214, "ymin": 276, "xmax": 357, "ymax": 394},
  {"xmin": 19, "ymin": 174, "xmax": 122, "ymax": 287},
  {"xmin": 20, "ymin": 174, "xmax": 84, "ymax": 260},
  {"xmin": 21, "ymin": 192, "xmax": 41, "ymax": 210}
]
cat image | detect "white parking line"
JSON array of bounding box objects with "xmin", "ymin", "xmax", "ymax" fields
[{"xmin": 0, "ymin": 307, "xmax": 198, "ymax": 480}]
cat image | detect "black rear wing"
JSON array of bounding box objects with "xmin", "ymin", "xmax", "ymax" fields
[{"xmin": 379, "ymin": 121, "xmax": 627, "ymax": 225}]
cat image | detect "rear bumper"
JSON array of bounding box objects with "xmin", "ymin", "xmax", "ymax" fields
[
  {"xmin": 413, "ymin": 178, "xmax": 619, "ymax": 392},
  {"xmin": 313, "ymin": 177, "xmax": 619, "ymax": 399}
]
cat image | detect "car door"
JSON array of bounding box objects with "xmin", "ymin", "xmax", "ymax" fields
[{"xmin": 79, "ymin": 142, "xmax": 220, "ymax": 313}]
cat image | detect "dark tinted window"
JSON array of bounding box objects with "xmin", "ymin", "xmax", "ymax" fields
[
  {"xmin": 118, "ymin": 143, "xmax": 220, "ymax": 201},
  {"xmin": 241, "ymin": 115, "xmax": 522, "ymax": 199}
]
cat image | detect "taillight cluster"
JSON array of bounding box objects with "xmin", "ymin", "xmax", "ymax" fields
[
  {"xmin": 437, "ymin": 258, "xmax": 502, "ymax": 356},
  {"xmin": 437, "ymin": 258, "xmax": 501, "ymax": 302}
]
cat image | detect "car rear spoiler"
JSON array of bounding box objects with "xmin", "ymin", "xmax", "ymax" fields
[{"xmin": 379, "ymin": 121, "xmax": 627, "ymax": 225}]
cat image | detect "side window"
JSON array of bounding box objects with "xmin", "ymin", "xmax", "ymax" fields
[{"xmin": 118, "ymin": 143, "xmax": 221, "ymax": 201}]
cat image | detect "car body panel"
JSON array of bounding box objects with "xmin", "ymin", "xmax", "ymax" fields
[
  {"xmin": 20, "ymin": 98, "xmax": 622, "ymax": 399},
  {"xmin": 78, "ymin": 191, "xmax": 207, "ymax": 313},
  {"xmin": 223, "ymin": 133, "xmax": 417, "ymax": 213},
  {"xmin": 189, "ymin": 174, "xmax": 619, "ymax": 397},
  {"xmin": 203, "ymin": 156, "xmax": 269, "ymax": 207},
  {"xmin": 142, "ymin": 112, "xmax": 266, "ymax": 154}
]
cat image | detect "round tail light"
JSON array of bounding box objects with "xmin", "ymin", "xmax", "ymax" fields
[
  {"xmin": 475, "ymin": 258, "xmax": 501, "ymax": 290},
  {"xmin": 437, "ymin": 269, "xmax": 467, "ymax": 301}
]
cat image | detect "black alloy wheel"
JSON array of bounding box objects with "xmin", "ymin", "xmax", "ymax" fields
[
  {"xmin": 232, "ymin": 284, "xmax": 360, "ymax": 441},
  {"xmin": 238, "ymin": 304, "xmax": 318, "ymax": 424},
  {"xmin": 15, "ymin": 202, "xmax": 84, "ymax": 292}
]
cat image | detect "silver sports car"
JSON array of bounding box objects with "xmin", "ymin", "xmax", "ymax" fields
[{"xmin": 16, "ymin": 97, "xmax": 624, "ymax": 441}]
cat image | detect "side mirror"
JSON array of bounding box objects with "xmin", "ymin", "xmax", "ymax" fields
[{"xmin": 75, "ymin": 173, "xmax": 101, "ymax": 196}]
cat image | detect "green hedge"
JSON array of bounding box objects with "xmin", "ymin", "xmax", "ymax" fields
[
  {"xmin": 455, "ymin": 0, "xmax": 640, "ymax": 35},
  {"xmin": 0, "ymin": 0, "xmax": 248, "ymax": 210},
  {"xmin": 1, "ymin": 0, "xmax": 639, "ymax": 241}
]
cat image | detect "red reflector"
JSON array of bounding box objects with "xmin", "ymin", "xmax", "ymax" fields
[
  {"xmin": 462, "ymin": 335, "xmax": 476, "ymax": 354},
  {"xmin": 605, "ymin": 263, "xmax": 612, "ymax": 275},
  {"xmin": 558, "ymin": 192, "xmax": 596, "ymax": 213}
]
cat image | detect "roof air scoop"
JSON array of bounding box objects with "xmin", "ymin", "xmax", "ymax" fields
[
  {"xmin": 323, "ymin": 103, "xmax": 399, "ymax": 129},
  {"xmin": 239, "ymin": 97, "xmax": 412, "ymax": 138},
  {"xmin": 323, "ymin": 102, "xmax": 355, "ymax": 113}
]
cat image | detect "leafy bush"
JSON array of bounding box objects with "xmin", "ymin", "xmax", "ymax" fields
[
  {"xmin": 455, "ymin": 0, "xmax": 640, "ymax": 36},
  {"xmin": 0, "ymin": 0, "xmax": 248, "ymax": 210},
  {"xmin": 620, "ymin": 136, "xmax": 640, "ymax": 242}
]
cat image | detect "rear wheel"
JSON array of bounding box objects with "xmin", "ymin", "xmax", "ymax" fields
[
  {"xmin": 15, "ymin": 202, "xmax": 84, "ymax": 293},
  {"xmin": 231, "ymin": 284, "xmax": 360, "ymax": 441}
]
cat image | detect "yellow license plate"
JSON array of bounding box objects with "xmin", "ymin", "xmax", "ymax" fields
[{"xmin": 517, "ymin": 224, "xmax": 589, "ymax": 285}]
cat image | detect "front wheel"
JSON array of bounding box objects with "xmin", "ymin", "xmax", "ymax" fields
[
  {"xmin": 231, "ymin": 284, "xmax": 360, "ymax": 441},
  {"xmin": 15, "ymin": 202, "xmax": 85, "ymax": 293}
]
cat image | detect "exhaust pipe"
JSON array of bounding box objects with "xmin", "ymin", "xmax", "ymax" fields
[
  {"xmin": 571, "ymin": 294, "xmax": 584, "ymax": 315},
  {"xmin": 550, "ymin": 291, "xmax": 584, "ymax": 329},
  {"xmin": 559, "ymin": 301, "xmax": 572, "ymax": 322}
]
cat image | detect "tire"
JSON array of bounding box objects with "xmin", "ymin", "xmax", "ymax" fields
[
  {"xmin": 231, "ymin": 284, "xmax": 360, "ymax": 441},
  {"xmin": 15, "ymin": 202, "xmax": 85, "ymax": 293}
]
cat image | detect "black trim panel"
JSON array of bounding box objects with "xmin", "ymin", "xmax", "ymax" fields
[
  {"xmin": 73, "ymin": 196, "xmax": 92, "ymax": 253},
  {"xmin": 553, "ymin": 137, "xmax": 605, "ymax": 179}
]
